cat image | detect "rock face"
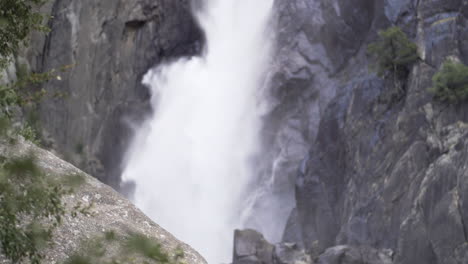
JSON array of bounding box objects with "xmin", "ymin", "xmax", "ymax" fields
[
  {"xmin": 19, "ymin": 0, "xmax": 202, "ymax": 188},
  {"xmin": 0, "ymin": 138, "xmax": 206, "ymax": 264},
  {"xmin": 233, "ymin": 229, "xmax": 311, "ymax": 264},
  {"xmin": 233, "ymin": 230, "xmax": 275, "ymax": 264},
  {"xmin": 10, "ymin": 0, "xmax": 468, "ymax": 263},
  {"xmin": 240, "ymin": 0, "xmax": 468, "ymax": 264},
  {"xmin": 233, "ymin": 230, "xmax": 393, "ymax": 264},
  {"xmin": 316, "ymin": 246, "xmax": 393, "ymax": 264}
]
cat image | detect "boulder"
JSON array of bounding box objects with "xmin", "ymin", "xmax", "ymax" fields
[
  {"xmin": 0, "ymin": 138, "xmax": 206, "ymax": 264},
  {"xmin": 233, "ymin": 229, "xmax": 275, "ymax": 264}
]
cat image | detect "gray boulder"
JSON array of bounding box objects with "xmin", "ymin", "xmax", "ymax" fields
[
  {"xmin": 0, "ymin": 138, "xmax": 206, "ymax": 264},
  {"xmin": 233, "ymin": 229, "xmax": 275, "ymax": 264}
]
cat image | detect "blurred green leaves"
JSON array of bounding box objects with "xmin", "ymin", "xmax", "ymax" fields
[
  {"xmin": 0, "ymin": 0, "xmax": 49, "ymax": 69},
  {"xmin": 0, "ymin": 154, "xmax": 67, "ymax": 263},
  {"xmin": 65, "ymin": 231, "xmax": 186, "ymax": 264},
  {"xmin": 125, "ymin": 233, "xmax": 170, "ymax": 262}
]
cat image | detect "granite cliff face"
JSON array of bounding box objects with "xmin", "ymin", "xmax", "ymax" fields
[
  {"xmin": 11, "ymin": 0, "xmax": 468, "ymax": 263},
  {"xmin": 237, "ymin": 0, "xmax": 468, "ymax": 264},
  {"xmin": 19, "ymin": 0, "xmax": 202, "ymax": 188}
]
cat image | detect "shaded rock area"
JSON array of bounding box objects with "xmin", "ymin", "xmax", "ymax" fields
[
  {"xmin": 233, "ymin": 230, "xmax": 392, "ymax": 264},
  {"xmin": 233, "ymin": 230, "xmax": 275, "ymax": 264},
  {"xmin": 241, "ymin": 0, "xmax": 468, "ymax": 264},
  {"xmin": 0, "ymin": 138, "xmax": 206, "ymax": 264},
  {"xmin": 233, "ymin": 230, "xmax": 310, "ymax": 264},
  {"xmin": 15, "ymin": 0, "xmax": 202, "ymax": 188},
  {"xmin": 317, "ymin": 246, "xmax": 393, "ymax": 264}
]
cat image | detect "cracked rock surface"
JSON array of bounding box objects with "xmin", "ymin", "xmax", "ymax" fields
[
  {"xmin": 238, "ymin": 0, "xmax": 468, "ymax": 264},
  {"xmin": 0, "ymin": 138, "xmax": 206, "ymax": 264},
  {"xmin": 17, "ymin": 0, "xmax": 202, "ymax": 188}
]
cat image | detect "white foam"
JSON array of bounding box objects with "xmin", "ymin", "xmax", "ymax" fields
[{"xmin": 122, "ymin": 0, "xmax": 274, "ymax": 263}]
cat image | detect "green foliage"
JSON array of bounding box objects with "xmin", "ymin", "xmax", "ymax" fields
[
  {"xmin": 125, "ymin": 233, "xmax": 170, "ymax": 263},
  {"xmin": 0, "ymin": 83, "xmax": 20, "ymax": 117},
  {"xmin": 0, "ymin": 70, "xmax": 47, "ymax": 118},
  {"xmin": 0, "ymin": 154, "xmax": 67, "ymax": 264},
  {"xmin": 0, "ymin": 117, "xmax": 88, "ymax": 263},
  {"xmin": 0, "ymin": 2, "xmax": 89, "ymax": 263},
  {"xmin": 17, "ymin": 123, "xmax": 40, "ymax": 144},
  {"xmin": 0, "ymin": 0, "xmax": 49, "ymax": 69},
  {"xmin": 61, "ymin": 173, "xmax": 86, "ymax": 189},
  {"xmin": 0, "ymin": 63, "xmax": 72, "ymax": 119},
  {"xmin": 0, "ymin": 0, "xmax": 70, "ymax": 120},
  {"xmin": 429, "ymin": 60, "xmax": 468, "ymax": 103},
  {"xmin": 367, "ymin": 26, "xmax": 419, "ymax": 79},
  {"xmin": 65, "ymin": 231, "xmax": 186, "ymax": 264}
]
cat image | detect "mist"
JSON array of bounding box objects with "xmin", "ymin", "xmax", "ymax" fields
[{"xmin": 121, "ymin": 0, "xmax": 275, "ymax": 263}]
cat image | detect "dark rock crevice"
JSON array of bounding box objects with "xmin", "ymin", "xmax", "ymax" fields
[{"xmin": 124, "ymin": 19, "xmax": 146, "ymax": 30}]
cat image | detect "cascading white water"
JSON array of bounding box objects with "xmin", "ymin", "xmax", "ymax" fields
[{"xmin": 122, "ymin": 0, "xmax": 274, "ymax": 263}]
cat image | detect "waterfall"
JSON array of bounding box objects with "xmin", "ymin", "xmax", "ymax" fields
[{"xmin": 122, "ymin": 0, "xmax": 274, "ymax": 263}]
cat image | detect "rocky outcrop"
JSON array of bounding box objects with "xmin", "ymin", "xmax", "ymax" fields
[
  {"xmin": 17, "ymin": 0, "xmax": 202, "ymax": 188},
  {"xmin": 0, "ymin": 138, "xmax": 206, "ymax": 264},
  {"xmin": 233, "ymin": 230, "xmax": 276, "ymax": 264},
  {"xmin": 233, "ymin": 230, "xmax": 392, "ymax": 264},
  {"xmin": 244, "ymin": 0, "xmax": 468, "ymax": 264},
  {"xmin": 317, "ymin": 246, "xmax": 393, "ymax": 264},
  {"xmin": 233, "ymin": 229, "xmax": 311, "ymax": 264}
]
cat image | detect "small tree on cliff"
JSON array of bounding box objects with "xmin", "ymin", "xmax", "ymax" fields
[
  {"xmin": 429, "ymin": 59, "xmax": 468, "ymax": 103},
  {"xmin": 367, "ymin": 27, "xmax": 419, "ymax": 81}
]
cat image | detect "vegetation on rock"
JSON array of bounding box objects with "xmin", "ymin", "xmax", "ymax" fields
[
  {"xmin": 17, "ymin": 123, "xmax": 40, "ymax": 144},
  {"xmin": 65, "ymin": 231, "xmax": 186, "ymax": 264},
  {"xmin": 0, "ymin": 0, "xmax": 48, "ymax": 69},
  {"xmin": 367, "ymin": 26, "xmax": 419, "ymax": 80},
  {"xmin": 0, "ymin": 125, "xmax": 180, "ymax": 264},
  {"xmin": 0, "ymin": 133, "xmax": 89, "ymax": 264},
  {"xmin": 429, "ymin": 59, "xmax": 468, "ymax": 103},
  {"xmin": 0, "ymin": 153, "xmax": 67, "ymax": 264}
]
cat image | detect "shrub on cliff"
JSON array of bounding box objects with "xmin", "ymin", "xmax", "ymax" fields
[
  {"xmin": 367, "ymin": 26, "xmax": 419, "ymax": 80},
  {"xmin": 0, "ymin": 117, "xmax": 89, "ymax": 264},
  {"xmin": 429, "ymin": 59, "xmax": 468, "ymax": 103},
  {"xmin": 65, "ymin": 231, "xmax": 185, "ymax": 264},
  {"xmin": 0, "ymin": 0, "xmax": 48, "ymax": 69},
  {"xmin": 0, "ymin": 153, "xmax": 67, "ymax": 264},
  {"xmin": 0, "ymin": 0, "xmax": 50, "ymax": 119}
]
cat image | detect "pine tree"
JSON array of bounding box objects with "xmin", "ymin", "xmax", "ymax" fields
[
  {"xmin": 430, "ymin": 60, "xmax": 468, "ymax": 103},
  {"xmin": 367, "ymin": 27, "xmax": 419, "ymax": 80}
]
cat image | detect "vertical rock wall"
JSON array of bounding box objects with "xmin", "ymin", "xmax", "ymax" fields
[
  {"xmin": 22, "ymin": 0, "xmax": 202, "ymax": 188},
  {"xmin": 240, "ymin": 0, "xmax": 468, "ymax": 263}
]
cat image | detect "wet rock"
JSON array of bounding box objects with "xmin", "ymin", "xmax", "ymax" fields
[
  {"xmin": 275, "ymin": 243, "xmax": 312, "ymax": 264},
  {"xmin": 233, "ymin": 229, "xmax": 275, "ymax": 264},
  {"xmin": 233, "ymin": 229, "xmax": 311, "ymax": 264},
  {"xmin": 317, "ymin": 246, "xmax": 393, "ymax": 264}
]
